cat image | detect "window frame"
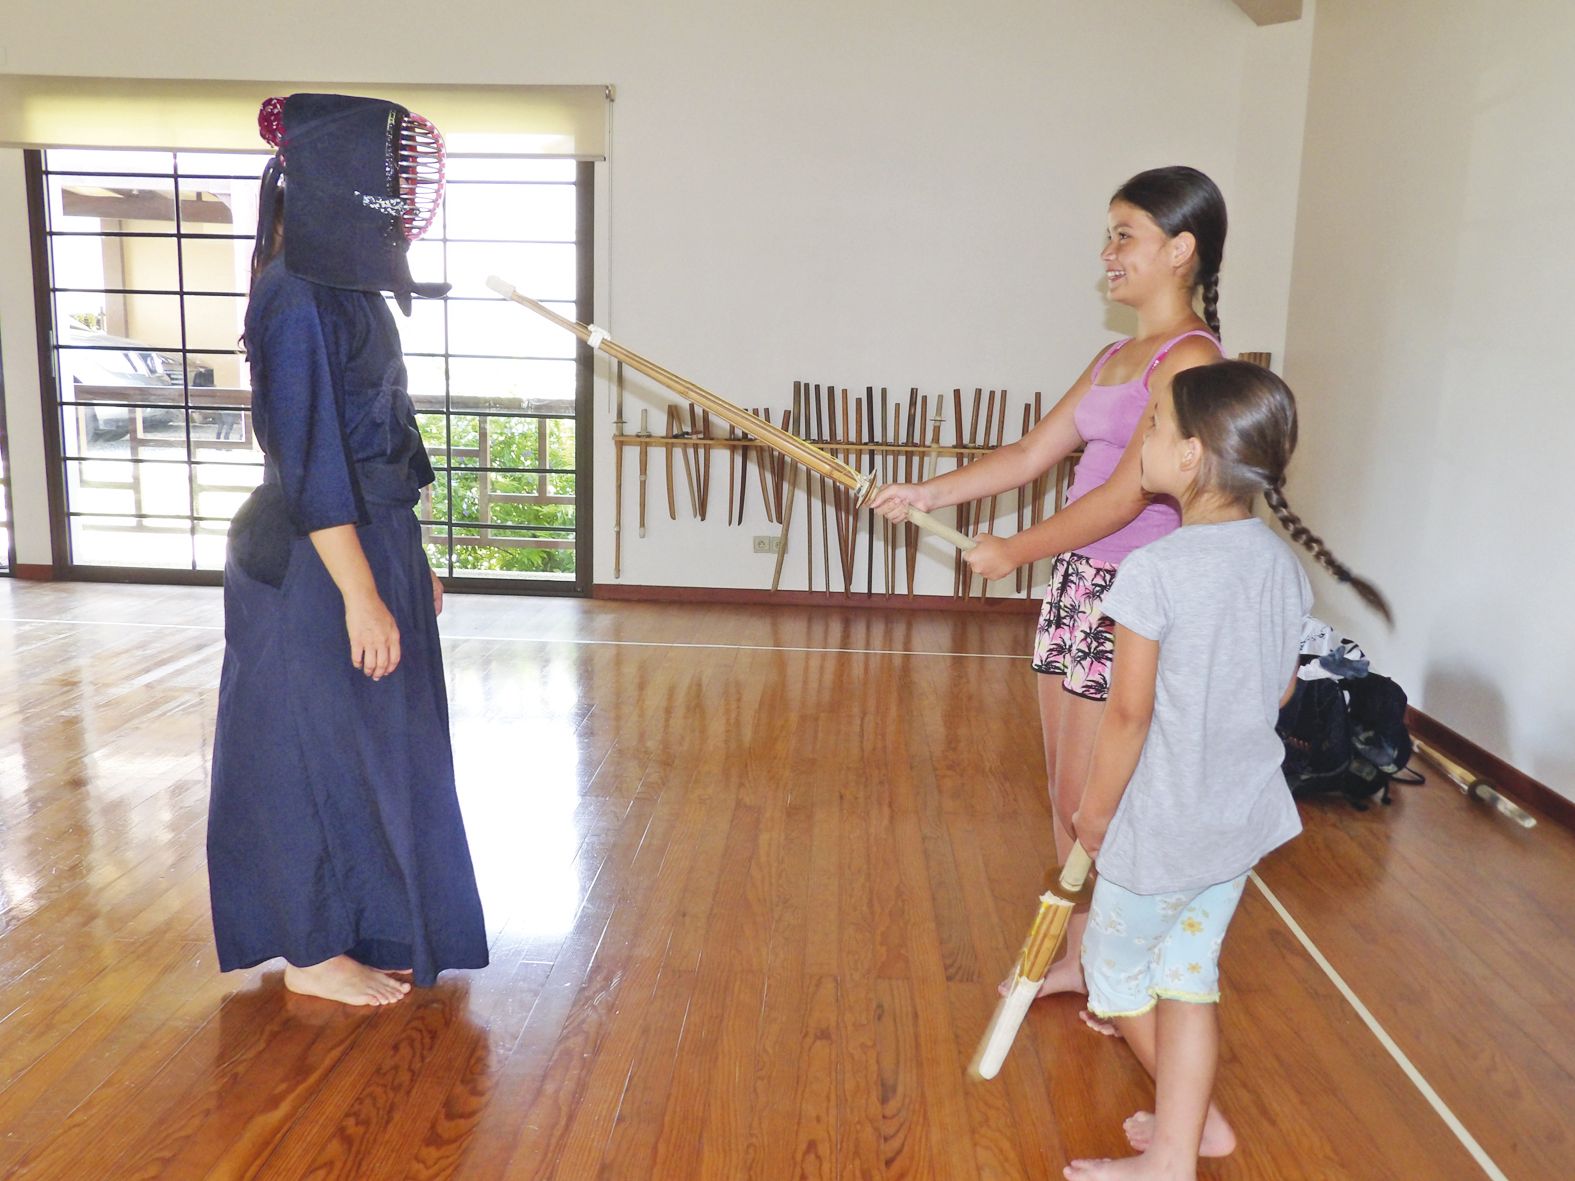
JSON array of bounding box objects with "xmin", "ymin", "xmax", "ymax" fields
[{"xmin": 24, "ymin": 149, "xmax": 595, "ymax": 595}]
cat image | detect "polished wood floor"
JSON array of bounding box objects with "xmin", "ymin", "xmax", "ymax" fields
[{"xmin": 0, "ymin": 581, "xmax": 1570, "ymax": 1180}]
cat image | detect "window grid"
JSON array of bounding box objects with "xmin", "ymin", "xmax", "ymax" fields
[{"xmin": 39, "ymin": 149, "xmax": 587, "ymax": 586}]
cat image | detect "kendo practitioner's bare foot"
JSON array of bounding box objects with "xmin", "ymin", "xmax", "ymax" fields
[
  {"xmin": 998, "ymin": 952, "xmax": 1088, "ymax": 1000},
  {"xmin": 1124, "ymin": 1109, "xmax": 1236, "ymax": 1157},
  {"xmin": 284, "ymin": 955, "xmax": 411, "ymax": 1005},
  {"xmin": 1063, "ymin": 1153, "xmax": 1195, "ymax": 1180},
  {"xmin": 1079, "ymin": 1008, "xmax": 1122, "ymax": 1037}
]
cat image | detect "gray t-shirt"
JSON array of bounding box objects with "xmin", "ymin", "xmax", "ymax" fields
[{"xmin": 1094, "ymin": 517, "xmax": 1311, "ymax": 894}]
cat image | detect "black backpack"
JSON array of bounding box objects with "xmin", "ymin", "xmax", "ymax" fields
[{"xmin": 1277, "ymin": 672, "xmax": 1422, "ymax": 810}]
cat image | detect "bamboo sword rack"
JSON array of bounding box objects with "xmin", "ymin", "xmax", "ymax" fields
[
  {"xmin": 613, "ymin": 384, "xmax": 1079, "ymax": 599},
  {"xmin": 483, "ymin": 275, "xmax": 1077, "ymax": 598}
]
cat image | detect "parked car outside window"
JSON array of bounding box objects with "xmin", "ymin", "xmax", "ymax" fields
[{"xmin": 63, "ymin": 327, "xmax": 213, "ymax": 441}]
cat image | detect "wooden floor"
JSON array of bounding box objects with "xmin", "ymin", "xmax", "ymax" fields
[{"xmin": 0, "ymin": 581, "xmax": 1571, "ymax": 1180}]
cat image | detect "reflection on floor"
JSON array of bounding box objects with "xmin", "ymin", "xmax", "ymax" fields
[{"xmin": 0, "ymin": 580, "xmax": 1569, "ymax": 1179}]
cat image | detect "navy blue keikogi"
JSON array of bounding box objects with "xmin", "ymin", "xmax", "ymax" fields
[{"xmin": 208, "ymin": 260, "xmax": 487, "ymax": 987}]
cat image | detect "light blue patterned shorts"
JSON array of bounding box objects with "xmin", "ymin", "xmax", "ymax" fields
[{"xmin": 1080, "ymin": 873, "xmax": 1249, "ymax": 1018}]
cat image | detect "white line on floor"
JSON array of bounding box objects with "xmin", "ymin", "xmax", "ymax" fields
[
  {"xmin": 1, "ymin": 616, "xmax": 221, "ymax": 632},
  {"xmin": 1249, "ymin": 871, "xmax": 1509, "ymax": 1181},
  {"xmin": 0, "ymin": 616, "xmax": 1021, "ymax": 661},
  {"xmin": 440, "ymin": 632, "xmax": 1022, "ymax": 660}
]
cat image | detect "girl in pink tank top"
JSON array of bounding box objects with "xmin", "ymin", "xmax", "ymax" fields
[
  {"xmin": 1066, "ymin": 328, "xmax": 1219, "ymax": 564},
  {"xmin": 869, "ymin": 166, "xmax": 1228, "ymax": 1010}
]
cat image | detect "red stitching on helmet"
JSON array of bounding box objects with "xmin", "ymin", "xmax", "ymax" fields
[
  {"xmin": 258, "ymin": 97, "xmax": 287, "ymax": 148},
  {"xmin": 256, "ymin": 97, "xmax": 288, "ymax": 148}
]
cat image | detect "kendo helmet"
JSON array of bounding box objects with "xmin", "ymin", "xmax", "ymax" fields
[{"xmin": 253, "ymin": 92, "xmax": 450, "ymax": 314}]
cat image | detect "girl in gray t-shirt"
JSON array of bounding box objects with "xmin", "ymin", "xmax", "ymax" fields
[{"xmin": 1064, "ymin": 361, "xmax": 1389, "ymax": 1181}]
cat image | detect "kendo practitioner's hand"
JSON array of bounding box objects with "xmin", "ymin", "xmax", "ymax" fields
[
  {"xmin": 345, "ymin": 592, "xmax": 402, "ymax": 680},
  {"xmin": 962, "ymin": 533, "xmax": 1020, "ymax": 581},
  {"xmin": 867, "ymin": 482, "xmax": 933, "ymax": 523},
  {"xmin": 307, "ymin": 525, "xmax": 403, "ymax": 680},
  {"xmin": 430, "ymin": 567, "xmax": 445, "ymax": 617}
]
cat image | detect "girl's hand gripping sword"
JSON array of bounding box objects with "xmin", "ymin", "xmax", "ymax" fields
[
  {"xmin": 485, "ymin": 275, "xmax": 975, "ymax": 553},
  {"xmin": 970, "ymin": 841, "xmax": 1094, "ymax": 1080}
]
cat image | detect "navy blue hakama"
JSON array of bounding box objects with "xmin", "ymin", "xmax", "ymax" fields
[{"xmin": 208, "ymin": 263, "xmax": 487, "ymax": 988}]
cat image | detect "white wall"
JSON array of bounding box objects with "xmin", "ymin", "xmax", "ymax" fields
[
  {"xmin": 1282, "ymin": 0, "xmax": 1575, "ymax": 800},
  {"xmin": 0, "ymin": 0, "xmax": 1312, "ymax": 587},
  {"xmin": 1228, "ymin": 5, "xmax": 1313, "ymax": 371}
]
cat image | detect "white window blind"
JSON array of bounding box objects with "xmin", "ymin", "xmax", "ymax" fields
[{"xmin": 0, "ymin": 75, "xmax": 609, "ymax": 159}]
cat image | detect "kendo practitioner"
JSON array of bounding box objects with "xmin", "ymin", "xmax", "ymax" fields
[{"xmin": 208, "ymin": 94, "xmax": 487, "ymax": 1005}]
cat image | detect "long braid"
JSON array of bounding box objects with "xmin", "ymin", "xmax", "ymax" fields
[
  {"xmin": 1201, "ymin": 272, "xmax": 1221, "ymax": 338},
  {"xmin": 1173, "ymin": 362, "xmax": 1392, "ymax": 624},
  {"xmin": 1263, "ymin": 483, "xmax": 1391, "ymax": 623}
]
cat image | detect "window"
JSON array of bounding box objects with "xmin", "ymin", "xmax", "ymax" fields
[
  {"xmin": 36, "ymin": 148, "xmax": 592, "ymax": 588},
  {"xmin": 406, "ymin": 158, "xmax": 589, "ymax": 584},
  {"xmin": 42, "ymin": 149, "xmax": 261, "ymax": 573}
]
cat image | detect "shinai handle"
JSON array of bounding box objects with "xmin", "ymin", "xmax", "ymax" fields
[
  {"xmin": 903, "ymin": 505, "xmax": 976, "ymax": 552},
  {"xmin": 1059, "ymin": 842, "xmax": 1093, "ymax": 891}
]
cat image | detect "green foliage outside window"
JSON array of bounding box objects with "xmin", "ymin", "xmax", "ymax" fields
[{"xmin": 420, "ymin": 413, "xmax": 576, "ymax": 576}]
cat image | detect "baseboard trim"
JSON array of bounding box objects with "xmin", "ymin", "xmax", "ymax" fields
[
  {"xmin": 1406, "ymin": 706, "xmax": 1574, "ymax": 832},
  {"xmin": 11, "ymin": 563, "xmax": 55, "ymax": 581},
  {"xmin": 591, "ymin": 583, "xmax": 1040, "ymax": 615}
]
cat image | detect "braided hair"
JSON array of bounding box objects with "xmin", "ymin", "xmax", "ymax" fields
[
  {"xmin": 1170, "ymin": 361, "xmax": 1392, "ymax": 623},
  {"xmin": 1199, "ymin": 273, "xmax": 1221, "ymax": 338},
  {"xmin": 1112, "ymin": 166, "xmax": 1226, "ymax": 337}
]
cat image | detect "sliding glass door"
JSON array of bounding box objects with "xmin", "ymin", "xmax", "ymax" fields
[{"xmin": 34, "ymin": 149, "xmax": 591, "ymax": 589}]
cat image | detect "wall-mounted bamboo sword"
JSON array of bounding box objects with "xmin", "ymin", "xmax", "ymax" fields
[{"xmin": 486, "ymin": 275, "xmax": 975, "ymax": 554}]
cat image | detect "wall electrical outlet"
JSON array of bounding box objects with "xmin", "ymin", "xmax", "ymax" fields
[{"xmin": 752, "ymin": 535, "xmax": 783, "ymax": 554}]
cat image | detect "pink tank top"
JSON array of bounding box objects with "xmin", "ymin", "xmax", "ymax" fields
[{"xmin": 1064, "ymin": 329, "xmax": 1219, "ymax": 564}]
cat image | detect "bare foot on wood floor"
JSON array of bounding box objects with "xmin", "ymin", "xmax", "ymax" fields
[
  {"xmin": 284, "ymin": 955, "xmax": 411, "ymax": 1006},
  {"xmin": 1063, "ymin": 1153, "xmax": 1196, "ymax": 1180},
  {"xmin": 999, "ymin": 953, "xmax": 1088, "ymax": 1000},
  {"xmin": 1124, "ymin": 1108, "xmax": 1236, "ymax": 1157},
  {"xmin": 1078, "ymin": 1008, "xmax": 1122, "ymax": 1037}
]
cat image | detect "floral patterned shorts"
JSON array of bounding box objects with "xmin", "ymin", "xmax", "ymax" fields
[
  {"xmin": 1031, "ymin": 551, "xmax": 1120, "ymax": 700},
  {"xmin": 1080, "ymin": 874, "xmax": 1249, "ymax": 1018}
]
